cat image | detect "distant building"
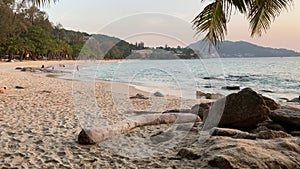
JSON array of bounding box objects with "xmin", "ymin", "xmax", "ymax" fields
[
  {"xmin": 131, "ymin": 49, "xmax": 153, "ymax": 58},
  {"xmin": 132, "ymin": 49, "xmax": 153, "ymax": 55}
]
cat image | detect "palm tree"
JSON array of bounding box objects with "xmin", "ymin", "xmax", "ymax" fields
[{"xmin": 192, "ymin": 0, "xmax": 294, "ymax": 45}]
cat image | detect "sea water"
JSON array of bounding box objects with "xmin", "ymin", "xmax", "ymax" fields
[{"xmin": 71, "ymin": 57, "xmax": 300, "ymax": 100}]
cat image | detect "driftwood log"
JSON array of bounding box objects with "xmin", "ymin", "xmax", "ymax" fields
[{"xmin": 78, "ymin": 113, "xmax": 201, "ymax": 145}]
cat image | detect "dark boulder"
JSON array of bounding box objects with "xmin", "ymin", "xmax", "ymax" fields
[
  {"xmin": 207, "ymin": 88, "xmax": 270, "ymax": 129},
  {"xmin": 221, "ymin": 86, "xmax": 240, "ymax": 90},
  {"xmin": 269, "ymin": 106, "xmax": 300, "ymax": 128}
]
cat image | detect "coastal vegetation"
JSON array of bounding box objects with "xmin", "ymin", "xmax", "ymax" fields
[{"xmin": 0, "ymin": 0, "xmax": 84, "ymax": 60}]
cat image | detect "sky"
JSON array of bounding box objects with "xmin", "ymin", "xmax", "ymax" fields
[{"xmin": 44, "ymin": 0, "xmax": 300, "ymax": 52}]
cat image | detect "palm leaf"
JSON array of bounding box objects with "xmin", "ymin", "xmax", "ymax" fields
[
  {"xmin": 248, "ymin": 0, "xmax": 293, "ymax": 37},
  {"xmin": 192, "ymin": 1, "xmax": 227, "ymax": 45},
  {"xmin": 225, "ymin": 0, "xmax": 252, "ymax": 13}
]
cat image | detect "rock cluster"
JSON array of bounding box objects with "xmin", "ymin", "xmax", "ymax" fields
[
  {"xmin": 192, "ymin": 88, "xmax": 299, "ymax": 134},
  {"xmin": 181, "ymin": 88, "xmax": 300, "ymax": 168},
  {"xmin": 194, "ymin": 88, "xmax": 274, "ymax": 129}
]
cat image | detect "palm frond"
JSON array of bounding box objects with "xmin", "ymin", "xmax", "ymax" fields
[
  {"xmin": 192, "ymin": 1, "xmax": 227, "ymax": 45},
  {"xmin": 248, "ymin": 0, "xmax": 293, "ymax": 37},
  {"xmin": 226, "ymin": 0, "xmax": 252, "ymax": 13}
]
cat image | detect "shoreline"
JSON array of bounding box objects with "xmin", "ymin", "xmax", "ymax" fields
[
  {"xmin": 4, "ymin": 59, "xmax": 297, "ymax": 100},
  {"xmin": 2, "ymin": 59, "xmax": 297, "ymax": 102},
  {"xmin": 0, "ymin": 59, "xmax": 196, "ymax": 100}
]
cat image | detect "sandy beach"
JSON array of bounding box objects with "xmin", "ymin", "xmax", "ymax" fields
[
  {"xmin": 0, "ymin": 60, "xmax": 199, "ymax": 168},
  {"xmin": 0, "ymin": 60, "xmax": 299, "ymax": 168}
]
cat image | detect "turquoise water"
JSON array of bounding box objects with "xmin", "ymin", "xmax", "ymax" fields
[{"xmin": 72, "ymin": 57, "xmax": 300, "ymax": 100}]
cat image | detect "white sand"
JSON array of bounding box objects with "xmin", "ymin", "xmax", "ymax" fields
[{"xmin": 0, "ymin": 60, "xmax": 199, "ymax": 168}]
